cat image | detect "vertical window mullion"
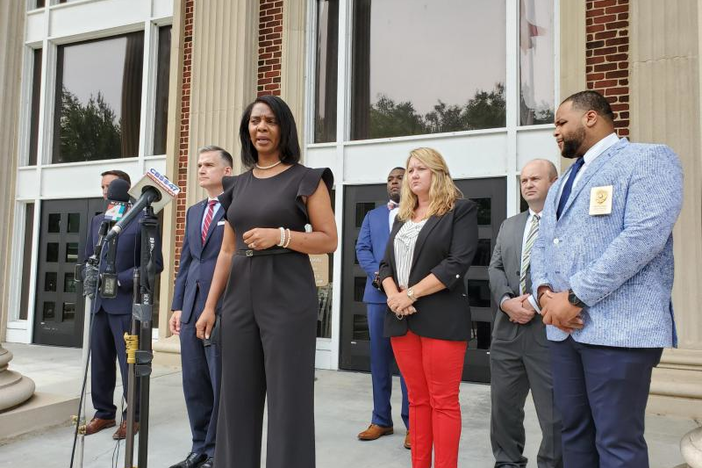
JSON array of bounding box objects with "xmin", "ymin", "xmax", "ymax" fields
[
  {"xmin": 138, "ymin": 20, "xmax": 156, "ymax": 161},
  {"xmin": 506, "ymin": 0, "xmax": 520, "ymax": 217}
]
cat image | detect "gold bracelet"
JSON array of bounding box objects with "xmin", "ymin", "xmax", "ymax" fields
[{"xmin": 283, "ymin": 228, "xmax": 292, "ymax": 248}]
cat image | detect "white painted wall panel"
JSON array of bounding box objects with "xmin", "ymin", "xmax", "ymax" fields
[
  {"xmin": 25, "ymin": 11, "xmax": 45, "ymax": 45},
  {"xmin": 305, "ymin": 145, "xmax": 338, "ymax": 175},
  {"xmin": 152, "ymin": 0, "xmax": 174, "ymax": 20},
  {"xmin": 16, "ymin": 168, "xmax": 40, "ymax": 201},
  {"xmin": 33, "ymin": 156, "xmax": 166, "ymax": 200},
  {"xmin": 49, "ymin": 0, "xmax": 149, "ymax": 41},
  {"xmin": 342, "ymin": 132, "xmax": 509, "ymax": 184},
  {"xmin": 516, "ymin": 128, "xmax": 560, "ymax": 173}
]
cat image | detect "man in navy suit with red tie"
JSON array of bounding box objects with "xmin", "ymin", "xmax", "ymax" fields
[
  {"xmin": 169, "ymin": 146, "xmax": 233, "ymax": 468},
  {"xmin": 356, "ymin": 167, "xmax": 410, "ymax": 449}
]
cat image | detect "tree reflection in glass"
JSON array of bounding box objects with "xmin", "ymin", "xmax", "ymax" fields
[
  {"xmin": 351, "ymin": 0, "xmax": 506, "ymax": 140},
  {"xmin": 53, "ymin": 32, "xmax": 144, "ymax": 163}
]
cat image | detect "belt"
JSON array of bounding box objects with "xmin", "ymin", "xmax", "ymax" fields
[{"xmin": 236, "ymin": 247, "xmax": 295, "ymax": 257}]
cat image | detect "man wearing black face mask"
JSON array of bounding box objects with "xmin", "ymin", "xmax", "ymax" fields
[{"xmin": 355, "ymin": 167, "xmax": 411, "ymax": 449}]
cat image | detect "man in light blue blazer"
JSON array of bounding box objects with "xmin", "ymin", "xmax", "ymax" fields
[
  {"xmin": 355, "ymin": 167, "xmax": 410, "ymax": 449},
  {"xmin": 169, "ymin": 146, "xmax": 232, "ymax": 468},
  {"xmin": 531, "ymin": 90, "xmax": 683, "ymax": 468}
]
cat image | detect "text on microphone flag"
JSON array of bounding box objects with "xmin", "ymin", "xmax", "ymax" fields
[
  {"xmin": 104, "ymin": 201, "xmax": 130, "ymax": 222},
  {"xmin": 147, "ymin": 168, "xmax": 180, "ymax": 198}
]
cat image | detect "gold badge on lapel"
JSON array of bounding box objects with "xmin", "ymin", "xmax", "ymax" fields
[{"xmin": 589, "ymin": 185, "xmax": 613, "ymax": 215}]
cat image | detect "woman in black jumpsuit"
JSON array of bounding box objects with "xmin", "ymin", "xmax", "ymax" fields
[{"xmin": 196, "ymin": 95, "xmax": 337, "ymax": 468}]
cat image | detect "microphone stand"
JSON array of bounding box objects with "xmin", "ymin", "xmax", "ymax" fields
[
  {"xmin": 71, "ymin": 224, "xmax": 107, "ymax": 468},
  {"xmin": 124, "ymin": 205, "xmax": 159, "ymax": 468}
]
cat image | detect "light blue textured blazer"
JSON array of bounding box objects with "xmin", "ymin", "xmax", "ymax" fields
[{"xmin": 531, "ymin": 138, "xmax": 684, "ymax": 348}]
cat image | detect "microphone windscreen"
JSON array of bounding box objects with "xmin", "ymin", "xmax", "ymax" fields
[{"xmin": 107, "ymin": 178, "xmax": 131, "ymax": 202}]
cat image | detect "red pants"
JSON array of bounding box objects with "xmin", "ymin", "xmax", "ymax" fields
[{"xmin": 391, "ymin": 330, "xmax": 468, "ymax": 468}]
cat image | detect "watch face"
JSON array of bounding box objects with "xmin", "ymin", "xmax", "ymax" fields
[{"xmin": 568, "ymin": 291, "xmax": 582, "ymax": 307}]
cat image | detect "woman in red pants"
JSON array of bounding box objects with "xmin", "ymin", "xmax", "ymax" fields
[{"xmin": 379, "ymin": 147, "xmax": 478, "ymax": 468}]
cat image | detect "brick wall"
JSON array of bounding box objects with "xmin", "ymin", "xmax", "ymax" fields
[
  {"xmin": 174, "ymin": 0, "xmax": 195, "ymax": 270},
  {"xmin": 175, "ymin": 0, "xmax": 284, "ymax": 270},
  {"xmin": 258, "ymin": 0, "xmax": 283, "ymax": 96},
  {"xmin": 586, "ymin": 0, "xmax": 630, "ymax": 137}
]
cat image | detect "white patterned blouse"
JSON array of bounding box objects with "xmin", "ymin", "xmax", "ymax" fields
[{"xmin": 393, "ymin": 218, "xmax": 428, "ymax": 289}]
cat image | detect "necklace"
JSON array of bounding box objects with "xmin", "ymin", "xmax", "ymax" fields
[{"xmin": 255, "ymin": 159, "xmax": 282, "ymax": 170}]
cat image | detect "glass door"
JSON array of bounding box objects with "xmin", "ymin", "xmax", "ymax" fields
[{"xmin": 33, "ymin": 198, "xmax": 103, "ymax": 347}]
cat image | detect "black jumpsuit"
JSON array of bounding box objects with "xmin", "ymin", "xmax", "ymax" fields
[{"xmin": 214, "ymin": 164, "xmax": 333, "ymax": 468}]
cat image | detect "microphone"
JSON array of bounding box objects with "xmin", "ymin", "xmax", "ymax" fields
[
  {"xmin": 104, "ymin": 178, "xmax": 131, "ymax": 223},
  {"xmin": 100, "ymin": 178, "xmax": 133, "ymax": 299},
  {"xmin": 103, "ymin": 168, "xmax": 180, "ymax": 243}
]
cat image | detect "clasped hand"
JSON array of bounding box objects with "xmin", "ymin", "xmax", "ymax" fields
[
  {"xmin": 242, "ymin": 227, "xmax": 280, "ymax": 250},
  {"xmin": 540, "ymin": 290, "xmax": 584, "ymax": 333},
  {"xmin": 501, "ymin": 294, "xmax": 535, "ymax": 324},
  {"xmin": 387, "ymin": 288, "xmax": 416, "ymax": 317}
]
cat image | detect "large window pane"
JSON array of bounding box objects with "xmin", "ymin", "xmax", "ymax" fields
[
  {"xmin": 351, "ymin": 0, "xmax": 506, "ymax": 140},
  {"xmin": 314, "ymin": 0, "xmax": 339, "ymax": 143},
  {"xmin": 519, "ymin": 0, "xmax": 554, "ymax": 125},
  {"xmin": 28, "ymin": 49, "xmax": 42, "ymax": 166},
  {"xmin": 53, "ymin": 32, "xmax": 144, "ymax": 163},
  {"xmin": 153, "ymin": 26, "xmax": 172, "ymax": 155}
]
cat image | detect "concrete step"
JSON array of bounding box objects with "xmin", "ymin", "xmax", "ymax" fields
[{"xmin": 0, "ymin": 391, "xmax": 79, "ymax": 440}]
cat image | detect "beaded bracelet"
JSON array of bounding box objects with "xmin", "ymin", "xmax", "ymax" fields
[
  {"xmin": 283, "ymin": 228, "xmax": 292, "ymax": 248},
  {"xmin": 277, "ymin": 227, "xmax": 285, "ymax": 247}
]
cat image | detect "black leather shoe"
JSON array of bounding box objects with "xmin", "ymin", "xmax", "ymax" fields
[
  {"xmin": 169, "ymin": 452, "xmax": 207, "ymax": 468},
  {"xmin": 199, "ymin": 458, "xmax": 214, "ymax": 468}
]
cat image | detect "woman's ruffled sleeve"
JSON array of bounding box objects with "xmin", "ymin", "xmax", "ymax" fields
[
  {"xmin": 296, "ymin": 167, "xmax": 334, "ymax": 219},
  {"xmin": 218, "ymin": 175, "xmax": 238, "ymax": 218}
]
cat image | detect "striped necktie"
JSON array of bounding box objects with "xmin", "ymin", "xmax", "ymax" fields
[
  {"xmin": 201, "ymin": 200, "xmax": 217, "ymax": 244},
  {"xmin": 520, "ymin": 214, "xmax": 540, "ymax": 294}
]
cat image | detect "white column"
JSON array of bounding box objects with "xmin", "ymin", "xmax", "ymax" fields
[{"xmin": 0, "ymin": 0, "xmax": 35, "ymax": 411}]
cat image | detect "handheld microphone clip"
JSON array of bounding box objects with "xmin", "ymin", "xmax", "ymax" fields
[
  {"xmin": 104, "ymin": 168, "xmax": 180, "ymax": 243},
  {"xmin": 100, "ymin": 178, "xmax": 132, "ymax": 299}
]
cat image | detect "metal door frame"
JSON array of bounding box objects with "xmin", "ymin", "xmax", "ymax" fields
[{"xmin": 33, "ymin": 198, "xmax": 103, "ymax": 347}]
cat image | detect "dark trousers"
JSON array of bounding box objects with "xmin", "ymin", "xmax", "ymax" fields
[
  {"xmin": 367, "ymin": 303, "xmax": 409, "ymax": 429},
  {"xmin": 90, "ymin": 309, "xmax": 138, "ymax": 420},
  {"xmin": 180, "ymin": 316, "xmax": 221, "ymax": 457},
  {"xmin": 214, "ymin": 294, "xmax": 317, "ymax": 468},
  {"xmin": 549, "ymin": 336, "xmax": 662, "ymax": 468},
  {"xmin": 490, "ymin": 327, "xmax": 562, "ymax": 468}
]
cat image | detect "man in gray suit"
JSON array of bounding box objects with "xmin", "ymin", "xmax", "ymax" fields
[{"xmin": 488, "ymin": 159, "xmax": 564, "ymax": 468}]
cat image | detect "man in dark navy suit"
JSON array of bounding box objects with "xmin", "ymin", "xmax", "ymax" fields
[
  {"xmin": 168, "ymin": 146, "xmax": 233, "ymax": 468},
  {"xmin": 355, "ymin": 167, "xmax": 410, "ymax": 449},
  {"xmin": 84, "ymin": 169, "xmax": 164, "ymax": 439}
]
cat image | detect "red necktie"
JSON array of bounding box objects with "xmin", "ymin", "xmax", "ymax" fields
[
  {"xmin": 387, "ymin": 200, "xmax": 399, "ymax": 210},
  {"xmin": 201, "ymin": 200, "xmax": 217, "ymax": 244}
]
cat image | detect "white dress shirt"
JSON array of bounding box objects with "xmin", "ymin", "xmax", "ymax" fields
[
  {"xmin": 500, "ymin": 209, "xmax": 542, "ymax": 313},
  {"xmin": 394, "ymin": 219, "xmax": 427, "ymax": 289},
  {"xmin": 200, "ymin": 197, "xmax": 222, "ymax": 233},
  {"xmin": 389, "ymin": 206, "xmax": 399, "ymax": 232}
]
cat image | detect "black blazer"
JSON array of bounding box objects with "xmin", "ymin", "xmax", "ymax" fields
[{"xmin": 378, "ymin": 199, "xmax": 478, "ymax": 341}]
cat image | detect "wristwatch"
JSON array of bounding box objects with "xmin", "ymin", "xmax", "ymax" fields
[
  {"xmin": 406, "ymin": 287, "xmax": 416, "ymax": 302},
  {"xmin": 567, "ymin": 288, "xmax": 587, "ymax": 308}
]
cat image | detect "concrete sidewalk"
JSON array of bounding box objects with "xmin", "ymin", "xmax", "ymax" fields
[{"xmin": 0, "ymin": 343, "xmax": 697, "ymax": 468}]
